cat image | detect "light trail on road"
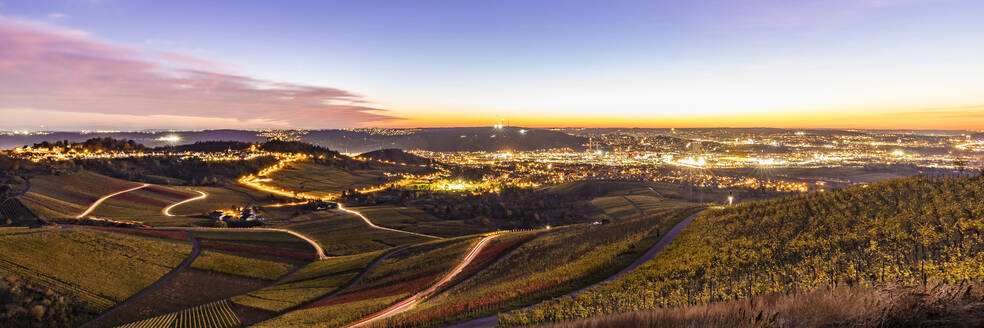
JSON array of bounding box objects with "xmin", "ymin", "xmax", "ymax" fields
[
  {"xmin": 76, "ymin": 184, "xmax": 149, "ymax": 219},
  {"xmin": 162, "ymin": 190, "xmax": 207, "ymax": 216},
  {"xmin": 343, "ymin": 233, "xmax": 499, "ymax": 328},
  {"xmin": 338, "ymin": 204, "xmax": 440, "ymax": 239}
]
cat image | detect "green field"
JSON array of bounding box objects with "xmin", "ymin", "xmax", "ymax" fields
[
  {"xmin": 0, "ymin": 227, "xmax": 191, "ymax": 312},
  {"xmin": 266, "ymin": 161, "xmax": 393, "ymax": 198},
  {"xmin": 283, "ymin": 211, "xmax": 432, "ymax": 256}
]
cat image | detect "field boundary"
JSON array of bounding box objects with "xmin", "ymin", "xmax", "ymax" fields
[
  {"xmin": 80, "ymin": 230, "xmax": 201, "ymax": 328},
  {"xmin": 447, "ymin": 209, "xmax": 705, "ymax": 328},
  {"xmin": 76, "ymin": 184, "xmax": 149, "ymax": 218}
]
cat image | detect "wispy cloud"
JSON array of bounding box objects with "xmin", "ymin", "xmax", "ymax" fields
[
  {"xmin": 0, "ymin": 16, "xmax": 396, "ymax": 129},
  {"xmin": 47, "ymin": 12, "xmax": 69, "ymax": 20}
]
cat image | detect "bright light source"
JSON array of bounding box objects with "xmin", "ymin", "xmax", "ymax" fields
[
  {"xmin": 518, "ymin": 129, "xmax": 527, "ymax": 135},
  {"xmin": 157, "ymin": 134, "xmax": 181, "ymax": 142}
]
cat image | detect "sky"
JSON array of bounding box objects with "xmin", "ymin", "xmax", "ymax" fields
[{"xmin": 1, "ymin": 0, "xmax": 983, "ymax": 130}]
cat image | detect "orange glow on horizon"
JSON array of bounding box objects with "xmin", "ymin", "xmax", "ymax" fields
[{"xmin": 379, "ymin": 105, "xmax": 984, "ymax": 130}]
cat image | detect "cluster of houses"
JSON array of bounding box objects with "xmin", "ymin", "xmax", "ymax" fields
[
  {"xmin": 206, "ymin": 200, "xmax": 339, "ymax": 227},
  {"xmin": 208, "ymin": 202, "xmax": 265, "ymax": 227}
]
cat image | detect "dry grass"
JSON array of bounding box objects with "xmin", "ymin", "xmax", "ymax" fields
[{"xmin": 538, "ymin": 282, "xmax": 984, "ymax": 328}]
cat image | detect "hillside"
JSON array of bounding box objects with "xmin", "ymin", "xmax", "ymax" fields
[
  {"xmin": 503, "ymin": 175, "xmax": 984, "ymax": 325},
  {"xmin": 302, "ymin": 127, "xmax": 586, "ymax": 153},
  {"xmin": 358, "ymin": 148, "xmax": 431, "ymax": 166}
]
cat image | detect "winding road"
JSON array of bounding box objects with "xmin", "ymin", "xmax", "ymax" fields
[
  {"xmin": 338, "ymin": 203, "xmax": 441, "ymax": 239},
  {"xmin": 76, "ymin": 184, "xmax": 149, "ymax": 219},
  {"xmin": 162, "ymin": 190, "xmax": 208, "ymax": 216},
  {"xmin": 447, "ymin": 209, "xmax": 704, "ymax": 328},
  {"xmin": 343, "ymin": 234, "xmax": 500, "ymax": 328},
  {"xmin": 170, "ymin": 226, "xmax": 330, "ymax": 260},
  {"xmin": 80, "ymin": 230, "xmax": 201, "ymax": 328}
]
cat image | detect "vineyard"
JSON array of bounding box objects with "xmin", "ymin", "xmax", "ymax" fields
[
  {"xmin": 86, "ymin": 185, "xmax": 202, "ymax": 226},
  {"xmin": 190, "ymin": 250, "xmax": 294, "ymax": 280},
  {"xmin": 160, "ymin": 186, "xmax": 253, "ymax": 217},
  {"xmin": 117, "ymin": 299, "xmax": 241, "ymax": 328},
  {"xmin": 0, "ymin": 197, "xmax": 38, "ymax": 225},
  {"xmin": 351, "ymin": 205, "xmax": 492, "ymax": 237},
  {"xmin": 191, "ymin": 229, "xmax": 319, "ymax": 261},
  {"xmin": 376, "ymin": 207, "xmax": 698, "ymax": 327},
  {"xmin": 283, "ymin": 211, "xmax": 432, "ymax": 256},
  {"xmin": 266, "ymin": 161, "xmax": 394, "ymax": 199},
  {"xmin": 18, "ymin": 171, "xmax": 141, "ymax": 219},
  {"xmin": 502, "ymin": 175, "xmax": 984, "ymax": 325},
  {"xmin": 231, "ymin": 250, "xmax": 385, "ymax": 312},
  {"xmin": 0, "ymin": 227, "xmax": 191, "ymax": 313},
  {"xmin": 254, "ymin": 236, "xmax": 480, "ymax": 327}
]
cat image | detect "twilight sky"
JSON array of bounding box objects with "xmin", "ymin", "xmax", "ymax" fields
[{"xmin": 1, "ymin": 0, "xmax": 983, "ymax": 130}]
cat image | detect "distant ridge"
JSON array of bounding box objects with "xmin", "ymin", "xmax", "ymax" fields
[{"xmin": 358, "ymin": 149, "xmax": 431, "ymax": 165}]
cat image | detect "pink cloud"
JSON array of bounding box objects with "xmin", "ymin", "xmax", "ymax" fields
[{"xmin": 0, "ymin": 16, "xmax": 396, "ymax": 129}]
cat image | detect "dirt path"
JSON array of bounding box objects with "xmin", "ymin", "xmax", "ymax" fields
[
  {"xmin": 343, "ymin": 234, "xmax": 499, "ymax": 328},
  {"xmin": 161, "ymin": 190, "xmax": 208, "ymax": 216},
  {"xmin": 338, "ymin": 204, "xmax": 441, "ymax": 239},
  {"xmin": 80, "ymin": 230, "xmax": 201, "ymax": 328},
  {"xmin": 171, "ymin": 226, "xmax": 329, "ymax": 260},
  {"xmin": 76, "ymin": 184, "xmax": 149, "ymax": 218},
  {"xmin": 447, "ymin": 210, "xmax": 704, "ymax": 328},
  {"xmin": 622, "ymin": 195, "xmax": 644, "ymax": 216}
]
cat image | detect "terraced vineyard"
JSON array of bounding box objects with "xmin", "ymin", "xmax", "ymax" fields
[
  {"xmin": 378, "ymin": 207, "xmax": 698, "ymax": 327},
  {"xmin": 117, "ymin": 299, "xmax": 241, "ymax": 328},
  {"xmin": 18, "ymin": 171, "xmax": 141, "ymax": 219},
  {"xmin": 266, "ymin": 161, "xmax": 393, "ymax": 199},
  {"xmin": 190, "ymin": 250, "xmax": 294, "ymax": 280},
  {"xmin": 14, "ymin": 170, "xmax": 221, "ymax": 226},
  {"xmin": 0, "ymin": 227, "xmax": 191, "ymax": 313},
  {"xmin": 284, "ymin": 211, "xmax": 432, "ymax": 256},
  {"xmin": 88, "ymin": 185, "xmax": 203, "ymax": 225},
  {"xmin": 502, "ymin": 175, "xmax": 984, "ymax": 325},
  {"xmin": 352, "ymin": 205, "xmax": 492, "ymax": 237},
  {"xmin": 231, "ymin": 250, "xmax": 384, "ymax": 312},
  {"xmin": 255, "ymin": 236, "xmax": 481, "ymax": 327}
]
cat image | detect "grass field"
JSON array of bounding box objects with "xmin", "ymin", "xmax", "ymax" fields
[
  {"xmin": 255, "ymin": 237, "xmax": 479, "ymax": 327},
  {"xmin": 283, "ymin": 211, "xmax": 432, "ymax": 256},
  {"xmin": 352, "ymin": 205, "xmax": 493, "ymax": 237},
  {"xmin": 0, "ymin": 227, "xmax": 191, "ymax": 312},
  {"xmin": 266, "ymin": 161, "xmax": 393, "ymax": 198}
]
